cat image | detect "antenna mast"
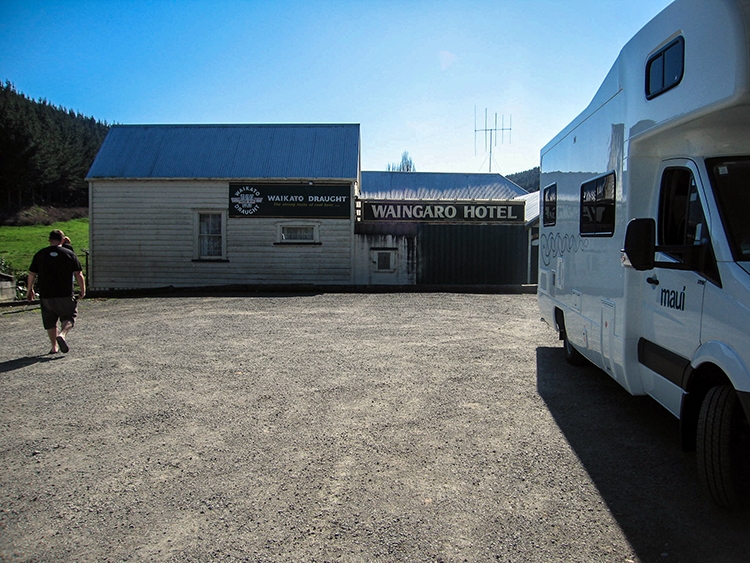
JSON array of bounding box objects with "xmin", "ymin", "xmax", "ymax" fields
[{"xmin": 474, "ymin": 107, "xmax": 512, "ymax": 173}]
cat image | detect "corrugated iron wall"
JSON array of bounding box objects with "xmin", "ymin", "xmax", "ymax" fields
[{"xmin": 417, "ymin": 224, "xmax": 528, "ymax": 285}]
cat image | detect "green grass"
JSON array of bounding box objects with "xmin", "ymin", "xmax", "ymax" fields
[{"xmin": 0, "ymin": 218, "xmax": 89, "ymax": 276}]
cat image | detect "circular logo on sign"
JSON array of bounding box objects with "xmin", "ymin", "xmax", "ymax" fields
[{"xmin": 231, "ymin": 186, "xmax": 263, "ymax": 215}]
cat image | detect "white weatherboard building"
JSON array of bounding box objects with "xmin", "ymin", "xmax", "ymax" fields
[
  {"xmin": 86, "ymin": 124, "xmax": 360, "ymax": 291},
  {"xmin": 87, "ymin": 123, "xmax": 537, "ymax": 291}
]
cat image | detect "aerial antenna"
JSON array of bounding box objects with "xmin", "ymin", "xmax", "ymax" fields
[{"xmin": 474, "ymin": 107, "xmax": 512, "ymax": 173}]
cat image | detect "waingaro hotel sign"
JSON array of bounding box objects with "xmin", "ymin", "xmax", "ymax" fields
[{"xmin": 361, "ymin": 200, "xmax": 525, "ymax": 223}]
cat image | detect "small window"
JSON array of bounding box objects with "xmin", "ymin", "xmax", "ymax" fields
[
  {"xmin": 276, "ymin": 223, "xmax": 320, "ymax": 244},
  {"xmin": 580, "ymin": 172, "xmax": 616, "ymax": 236},
  {"xmin": 646, "ymin": 37, "xmax": 684, "ymax": 99},
  {"xmin": 372, "ymin": 249, "xmax": 396, "ymax": 272},
  {"xmin": 282, "ymin": 225, "xmax": 315, "ymax": 242},
  {"xmin": 542, "ymin": 183, "xmax": 557, "ymax": 227},
  {"xmin": 195, "ymin": 211, "xmax": 226, "ymax": 260}
]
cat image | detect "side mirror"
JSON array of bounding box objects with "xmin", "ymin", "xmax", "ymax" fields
[{"xmin": 623, "ymin": 218, "xmax": 655, "ymax": 271}]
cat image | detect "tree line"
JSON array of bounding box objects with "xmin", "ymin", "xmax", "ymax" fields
[
  {"xmin": 507, "ymin": 167, "xmax": 540, "ymax": 193},
  {"xmin": 0, "ymin": 81, "xmax": 110, "ymax": 216}
]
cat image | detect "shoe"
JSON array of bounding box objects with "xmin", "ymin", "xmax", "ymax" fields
[{"xmin": 56, "ymin": 335, "xmax": 69, "ymax": 354}]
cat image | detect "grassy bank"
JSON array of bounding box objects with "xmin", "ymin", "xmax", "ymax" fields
[{"xmin": 0, "ymin": 218, "xmax": 89, "ymax": 278}]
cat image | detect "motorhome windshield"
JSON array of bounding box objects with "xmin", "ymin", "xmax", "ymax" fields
[{"xmin": 706, "ymin": 157, "xmax": 750, "ymax": 263}]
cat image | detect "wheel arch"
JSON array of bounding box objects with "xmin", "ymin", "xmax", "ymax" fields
[
  {"xmin": 681, "ymin": 341, "xmax": 750, "ymax": 450},
  {"xmin": 554, "ymin": 307, "xmax": 566, "ymax": 341}
]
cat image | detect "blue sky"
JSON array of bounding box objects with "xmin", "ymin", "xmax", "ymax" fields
[{"xmin": 0, "ymin": 0, "xmax": 673, "ymax": 175}]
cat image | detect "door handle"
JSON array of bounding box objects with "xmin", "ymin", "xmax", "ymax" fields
[{"xmin": 646, "ymin": 276, "xmax": 660, "ymax": 286}]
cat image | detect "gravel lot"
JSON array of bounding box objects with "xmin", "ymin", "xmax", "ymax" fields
[{"xmin": 1, "ymin": 292, "xmax": 749, "ymax": 563}]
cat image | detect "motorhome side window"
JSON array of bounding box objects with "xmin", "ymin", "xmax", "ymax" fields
[
  {"xmin": 580, "ymin": 173, "xmax": 615, "ymax": 236},
  {"xmin": 646, "ymin": 36, "xmax": 684, "ymax": 99},
  {"xmin": 543, "ymin": 184, "xmax": 557, "ymax": 227},
  {"xmin": 657, "ymin": 167, "xmax": 720, "ymax": 283},
  {"xmin": 659, "ymin": 168, "xmax": 707, "ymax": 250}
]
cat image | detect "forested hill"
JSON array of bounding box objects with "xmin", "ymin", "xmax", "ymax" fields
[
  {"xmin": 0, "ymin": 81, "xmax": 110, "ymax": 216},
  {"xmin": 507, "ymin": 167, "xmax": 540, "ymax": 193}
]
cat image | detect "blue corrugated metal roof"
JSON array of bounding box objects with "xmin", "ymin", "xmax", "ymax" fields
[
  {"xmin": 360, "ymin": 171, "xmax": 528, "ymax": 201},
  {"xmin": 86, "ymin": 124, "xmax": 360, "ymax": 180}
]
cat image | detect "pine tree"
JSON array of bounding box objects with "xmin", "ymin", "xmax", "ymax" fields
[
  {"xmin": 0, "ymin": 81, "xmax": 110, "ymax": 214},
  {"xmin": 387, "ymin": 151, "xmax": 416, "ymax": 172}
]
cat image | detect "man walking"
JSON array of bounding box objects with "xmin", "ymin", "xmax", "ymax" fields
[{"xmin": 27, "ymin": 230, "xmax": 86, "ymax": 354}]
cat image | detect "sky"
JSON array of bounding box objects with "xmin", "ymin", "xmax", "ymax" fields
[{"xmin": 0, "ymin": 0, "xmax": 673, "ymax": 176}]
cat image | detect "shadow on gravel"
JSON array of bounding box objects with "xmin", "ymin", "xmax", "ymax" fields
[
  {"xmin": 0, "ymin": 355, "xmax": 62, "ymax": 374},
  {"xmin": 536, "ymin": 346, "xmax": 750, "ymax": 563}
]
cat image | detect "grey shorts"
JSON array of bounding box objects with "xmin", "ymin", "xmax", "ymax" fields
[{"xmin": 40, "ymin": 296, "xmax": 78, "ymax": 330}]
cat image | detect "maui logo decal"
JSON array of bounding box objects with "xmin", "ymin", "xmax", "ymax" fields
[{"xmin": 660, "ymin": 286, "xmax": 686, "ymax": 311}]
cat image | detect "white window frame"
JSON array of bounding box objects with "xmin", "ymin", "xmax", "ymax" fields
[
  {"xmin": 193, "ymin": 210, "xmax": 227, "ymax": 260},
  {"xmin": 275, "ymin": 222, "xmax": 321, "ymax": 245}
]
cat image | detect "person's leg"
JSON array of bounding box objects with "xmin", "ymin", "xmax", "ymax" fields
[
  {"xmin": 56, "ymin": 298, "xmax": 77, "ymax": 354},
  {"xmin": 47, "ymin": 327, "xmax": 59, "ymax": 353},
  {"xmin": 60, "ymin": 319, "xmax": 73, "ymax": 337},
  {"xmin": 40, "ymin": 299, "xmax": 60, "ymax": 354}
]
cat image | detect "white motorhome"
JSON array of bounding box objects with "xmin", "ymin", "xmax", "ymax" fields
[{"xmin": 538, "ymin": 0, "xmax": 750, "ymax": 508}]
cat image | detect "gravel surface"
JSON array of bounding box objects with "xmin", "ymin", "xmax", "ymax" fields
[{"xmin": 1, "ymin": 292, "xmax": 749, "ymax": 563}]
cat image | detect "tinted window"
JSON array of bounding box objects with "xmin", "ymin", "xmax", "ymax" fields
[
  {"xmin": 663, "ymin": 40, "xmax": 684, "ymax": 87},
  {"xmin": 706, "ymin": 157, "xmax": 750, "ymax": 262},
  {"xmin": 658, "ymin": 167, "xmax": 720, "ymax": 283},
  {"xmin": 543, "ymin": 184, "xmax": 557, "ymax": 227},
  {"xmin": 580, "ymin": 173, "xmax": 616, "ymax": 236},
  {"xmin": 648, "ymin": 56, "xmax": 664, "ymax": 94},
  {"xmin": 646, "ymin": 37, "xmax": 684, "ymax": 99}
]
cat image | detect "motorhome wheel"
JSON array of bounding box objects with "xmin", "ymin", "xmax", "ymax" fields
[{"xmin": 696, "ymin": 385, "xmax": 750, "ymax": 509}]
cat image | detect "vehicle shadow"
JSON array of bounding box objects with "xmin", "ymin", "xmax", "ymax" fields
[
  {"xmin": 0, "ymin": 355, "xmax": 63, "ymax": 374},
  {"xmin": 536, "ymin": 346, "xmax": 750, "ymax": 563}
]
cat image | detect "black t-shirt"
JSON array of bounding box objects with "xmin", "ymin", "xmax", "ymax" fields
[{"xmin": 29, "ymin": 245, "xmax": 83, "ymax": 298}]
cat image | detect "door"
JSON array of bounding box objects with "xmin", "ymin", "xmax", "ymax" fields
[
  {"xmin": 416, "ymin": 224, "xmax": 528, "ymax": 285},
  {"xmin": 638, "ymin": 160, "xmax": 717, "ymax": 415}
]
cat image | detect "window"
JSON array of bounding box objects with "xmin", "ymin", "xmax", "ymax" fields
[
  {"xmin": 659, "ymin": 168, "xmax": 709, "ymax": 249},
  {"xmin": 659, "ymin": 169, "xmax": 711, "ymax": 250},
  {"xmin": 706, "ymin": 156, "xmax": 750, "ymax": 262},
  {"xmin": 658, "ymin": 167, "xmax": 719, "ymax": 282},
  {"xmin": 282, "ymin": 225, "xmax": 315, "ymax": 242},
  {"xmin": 195, "ymin": 211, "xmax": 226, "ymax": 260},
  {"xmin": 542, "ymin": 183, "xmax": 557, "ymax": 227},
  {"xmin": 372, "ymin": 249, "xmax": 396, "ymax": 272},
  {"xmin": 276, "ymin": 223, "xmax": 320, "ymax": 244},
  {"xmin": 646, "ymin": 37, "xmax": 684, "ymax": 99},
  {"xmin": 580, "ymin": 172, "xmax": 616, "ymax": 236}
]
